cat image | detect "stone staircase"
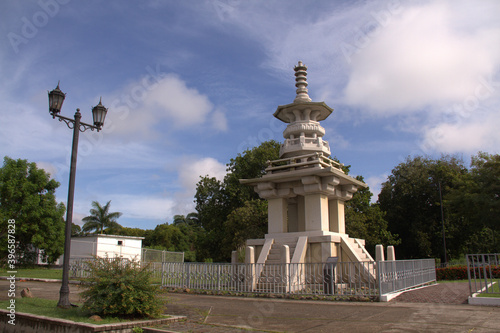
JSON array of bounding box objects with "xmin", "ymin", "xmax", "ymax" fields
[
  {"xmin": 340, "ymin": 235, "xmax": 376, "ymax": 283},
  {"xmin": 253, "ymin": 235, "xmax": 376, "ymax": 293},
  {"xmin": 267, "ymin": 240, "xmax": 297, "ymax": 263},
  {"xmin": 342, "ymin": 237, "xmax": 373, "ymax": 262},
  {"xmin": 256, "ymin": 238, "xmax": 298, "ymax": 292}
]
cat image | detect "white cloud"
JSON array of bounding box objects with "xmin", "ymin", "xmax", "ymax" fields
[
  {"xmin": 146, "ymin": 75, "xmax": 213, "ymax": 126},
  {"xmin": 177, "ymin": 157, "xmax": 226, "ymax": 191},
  {"xmin": 104, "ymin": 74, "xmax": 227, "ymax": 139},
  {"xmin": 343, "ymin": 1, "xmax": 500, "ymax": 114},
  {"xmin": 421, "ymin": 112, "xmax": 500, "ymax": 154},
  {"xmin": 172, "ymin": 157, "xmax": 227, "ymax": 214},
  {"xmin": 112, "ymin": 195, "xmax": 175, "ymax": 220},
  {"xmin": 74, "ymin": 195, "xmax": 175, "ymax": 226}
]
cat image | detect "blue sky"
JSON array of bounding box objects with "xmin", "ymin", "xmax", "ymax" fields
[{"xmin": 1, "ymin": 0, "xmax": 499, "ymax": 230}]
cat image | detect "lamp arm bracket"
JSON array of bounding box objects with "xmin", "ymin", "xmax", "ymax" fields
[
  {"xmin": 78, "ymin": 121, "xmax": 99, "ymax": 133},
  {"xmin": 53, "ymin": 114, "xmax": 100, "ymax": 132},
  {"xmin": 55, "ymin": 114, "xmax": 76, "ymax": 130}
]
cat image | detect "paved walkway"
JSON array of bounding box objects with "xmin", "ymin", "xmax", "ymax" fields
[
  {"xmin": 390, "ymin": 282, "xmax": 470, "ymax": 304},
  {"xmin": 1, "ymin": 280, "xmax": 499, "ymax": 332}
]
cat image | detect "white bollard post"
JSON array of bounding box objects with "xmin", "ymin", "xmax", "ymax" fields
[
  {"xmin": 387, "ymin": 246, "xmax": 395, "ymax": 261},
  {"xmin": 375, "ymin": 244, "xmax": 385, "ymax": 262},
  {"xmin": 246, "ymin": 246, "xmax": 255, "ymax": 291}
]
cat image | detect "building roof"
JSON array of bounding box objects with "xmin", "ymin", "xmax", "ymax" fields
[{"xmin": 71, "ymin": 234, "xmax": 145, "ymax": 240}]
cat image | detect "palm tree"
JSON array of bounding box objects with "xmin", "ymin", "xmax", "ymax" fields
[
  {"xmin": 172, "ymin": 212, "xmax": 199, "ymax": 226},
  {"xmin": 82, "ymin": 200, "xmax": 123, "ymax": 234}
]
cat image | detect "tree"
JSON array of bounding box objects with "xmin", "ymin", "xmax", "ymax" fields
[
  {"xmin": 0, "ymin": 156, "xmax": 65, "ymax": 265},
  {"xmin": 143, "ymin": 223, "xmax": 198, "ymax": 261},
  {"xmin": 82, "ymin": 200, "xmax": 122, "ymax": 234},
  {"xmin": 194, "ymin": 141, "xmax": 281, "ymax": 261},
  {"xmin": 467, "ymin": 152, "xmax": 500, "ymax": 233},
  {"xmin": 345, "ymin": 175, "xmax": 400, "ymax": 256},
  {"xmin": 194, "ymin": 176, "xmax": 233, "ymax": 261},
  {"xmin": 145, "ymin": 223, "xmax": 188, "ymax": 251},
  {"xmin": 224, "ymin": 140, "xmax": 281, "ymax": 206},
  {"xmin": 71, "ymin": 223, "xmax": 82, "ymax": 236},
  {"xmin": 225, "ymin": 199, "xmax": 268, "ymax": 253},
  {"xmin": 378, "ymin": 155, "xmax": 468, "ymax": 260},
  {"xmin": 172, "ymin": 212, "xmax": 199, "ymax": 226},
  {"xmin": 446, "ymin": 152, "xmax": 500, "ymax": 254},
  {"xmin": 115, "ymin": 227, "xmax": 149, "ymax": 238}
]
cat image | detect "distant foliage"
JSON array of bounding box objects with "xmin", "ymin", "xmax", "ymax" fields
[
  {"xmin": 143, "ymin": 221, "xmax": 200, "ymax": 262},
  {"xmin": 80, "ymin": 257, "xmax": 162, "ymax": 318},
  {"xmin": 436, "ymin": 265, "xmax": 500, "ymax": 280},
  {"xmin": 436, "ymin": 266, "xmax": 469, "ymax": 280}
]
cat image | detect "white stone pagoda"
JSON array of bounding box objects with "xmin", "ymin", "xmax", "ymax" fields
[{"xmin": 240, "ymin": 61, "xmax": 374, "ymax": 271}]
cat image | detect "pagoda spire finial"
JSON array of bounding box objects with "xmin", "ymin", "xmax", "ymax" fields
[{"xmin": 293, "ymin": 61, "xmax": 312, "ymax": 103}]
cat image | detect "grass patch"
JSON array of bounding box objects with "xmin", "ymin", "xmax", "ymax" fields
[
  {"xmin": 477, "ymin": 280, "xmax": 500, "ymax": 298},
  {"xmin": 478, "ymin": 293, "xmax": 500, "ymax": 298},
  {"xmin": 0, "ymin": 268, "xmax": 62, "ymax": 280},
  {"xmin": 0, "ymin": 298, "xmax": 169, "ymax": 324},
  {"xmin": 0, "ymin": 298, "xmax": 122, "ymax": 324}
]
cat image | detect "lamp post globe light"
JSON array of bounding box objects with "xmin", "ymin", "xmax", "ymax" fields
[{"xmin": 48, "ymin": 82, "xmax": 108, "ymax": 308}]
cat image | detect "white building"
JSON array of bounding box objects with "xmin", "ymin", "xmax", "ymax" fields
[{"xmin": 53, "ymin": 234, "xmax": 144, "ymax": 264}]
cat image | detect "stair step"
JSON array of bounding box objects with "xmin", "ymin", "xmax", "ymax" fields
[
  {"xmin": 267, "ymin": 254, "xmax": 281, "ymax": 261},
  {"xmin": 264, "ymin": 259, "xmax": 281, "ymax": 264},
  {"xmin": 273, "ymin": 241, "xmax": 297, "ymax": 246}
]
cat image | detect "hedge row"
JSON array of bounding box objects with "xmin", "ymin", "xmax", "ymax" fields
[{"xmin": 436, "ymin": 265, "xmax": 500, "ymax": 280}]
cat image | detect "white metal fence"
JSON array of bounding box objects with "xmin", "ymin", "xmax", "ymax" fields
[
  {"xmin": 69, "ymin": 257, "xmax": 129, "ymax": 278},
  {"xmin": 378, "ymin": 259, "xmax": 436, "ymax": 295},
  {"xmin": 161, "ymin": 259, "xmax": 435, "ymax": 299},
  {"xmin": 69, "ymin": 257, "xmax": 436, "ymax": 299},
  {"xmin": 467, "ymin": 253, "xmax": 500, "ymax": 296},
  {"xmin": 68, "ymin": 254, "xmax": 178, "ymax": 279},
  {"xmin": 141, "ymin": 248, "xmax": 184, "ymax": 263}
]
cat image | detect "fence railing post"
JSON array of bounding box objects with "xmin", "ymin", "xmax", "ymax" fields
[
  {"xmin": 185, "ymin": 263, "xmax": 190, "ymax": 288},
  {"xmin": 467, "ymin": 254, "xmax": 473, "ymax": 296},
  {"xmin": 217, "ymin": 264, "xmax": 220, "ymax": 291},
  {"xmin": 482, "ymin": 254, "xmax": 489, "ymax": 293},
  {"xmin": 377, "ymin": 261, "xmax": 382, "ymax": 299},
  {"xmin": 161, "ymin": 262, "xmax": 165, "ymax": 286}
]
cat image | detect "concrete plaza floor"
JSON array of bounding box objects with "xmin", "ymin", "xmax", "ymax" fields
[{"xmin": 1, "ymin": 279, "xmax": 499, "ymax": 332}]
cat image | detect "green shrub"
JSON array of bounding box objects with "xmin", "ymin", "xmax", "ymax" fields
[
  {"xmin": 79, "ymin": 257, "xmax": 162, "ymax": 319},
  {"xmin": 436, "ymin": 265, "xmax": 500, "ymax": 280}
]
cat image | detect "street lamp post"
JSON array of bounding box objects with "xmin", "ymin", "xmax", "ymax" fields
[{"xmin": 48, "ymin": 83, "xmax": 108, "ymax": 308}]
